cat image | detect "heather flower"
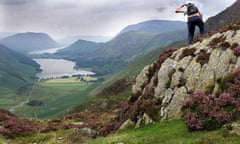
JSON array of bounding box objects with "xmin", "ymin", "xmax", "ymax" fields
[
  {"xmin": 232, "ymin": 67, "xmax": 240, "ymax": 75},
  {"xmin": 233, "ymin": 45, "xmax": 240, "ymax": 56},
  {"xmin": 182, "ymin": 90, "xmax": 240, "ymax": 131}
]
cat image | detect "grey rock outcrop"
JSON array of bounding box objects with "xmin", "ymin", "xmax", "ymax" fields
[
  {"xmin": 223, "ymin": 122, "xmax": 240, "ymax": 136},
  {"xmin": 123, "ymin": 27, "xmax": 240, "ymax": 128}
]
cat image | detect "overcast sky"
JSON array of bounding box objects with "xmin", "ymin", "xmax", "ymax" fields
[{"xmin": 0, "ymin": 0, "xmax": 236, "ymax": 39}]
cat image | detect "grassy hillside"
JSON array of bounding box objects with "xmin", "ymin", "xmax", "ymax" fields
[
  {"xmin": 85, "ymin": 120, "xmax": 240, "ymax": 144},
  {"xmin": 0, "ymin": 44, "xmax": 40, "ymax": 95},
  {"xmin": 1, "ymin": 119, "xmax": 239, "ymax": 144},
  {"xmin": 119, "ymin": 20, "xmax": 186, "ymax": 35},
  {"xmin": 206, "ymin": 0, "xmax": 240, "ymax": 32}
]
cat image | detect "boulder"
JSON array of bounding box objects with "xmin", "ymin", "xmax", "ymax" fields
[
  {"xmin": 223, "ymin": 122, "xmax": 240, "ymax": 136},
  {"xmin": 119, "ymin": 119, "xmax": 135, "ymax": 130},
  {"xmin": 154, "ymin": 58, "xmax": 177, "ymax": 98},
  {"xmin": 132, "ymin": 65, "xmax": 152, "ymax": 96},
  {"xmin": 163, "ymin": 87, "xmax": 189, "ymax": 119}
]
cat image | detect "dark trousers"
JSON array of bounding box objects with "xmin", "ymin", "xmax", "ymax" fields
[{"xmin": 187, "ymin": 16, "xmax": 204, "ymax": 44}]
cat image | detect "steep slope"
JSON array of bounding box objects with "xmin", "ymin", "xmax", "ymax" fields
[
  {"xmin": 206, "ymin": 0, "xmax": 240, "ymax": 32},
  {"xmin": 0, "ymin": 108, "xmax": 42, "ymax": 137},
  {"xmin": 118, "ymin": 20, "xmax": 186, "ymax": 35},
  {"xmin": 56, "ymin": 31, "xmax": 158, "ymax": 75},
  {"xmin": 90, "ymin": 40, "xmax": 187, "ymax": 97},
  {"xmin": 94, "ymin": 31, "xmax": 157, "ymax": 60},
  {"xmin": 0, "ymin": 32, "xmax": 60, "ymax": 53},
  {"xmin": 56, "ymin": 40, "xmax": 103, "ymax": 59},
  {"xmin": 0, "ymin": 44, "xmax": 40, "ymax": 94},
  {"xmin": 100, "ymin": 23, "xmax": 240, "ymax": 134}
]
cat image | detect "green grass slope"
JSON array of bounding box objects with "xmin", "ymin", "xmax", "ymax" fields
[
  {"xmin": 85, "ymin": 120, "xmax": 240, "ymax": 144},
  {"xmin": 0, "ymin": 44, "xmax": 40, "ymax": 95}
]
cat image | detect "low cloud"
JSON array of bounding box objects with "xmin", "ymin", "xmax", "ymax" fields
[
  {"xmin": 0, "ymin": 0, "xmax": 236, "ymax": 38},
  {"xmin": 0, "ymin": 0, "xmax": 33, "ymax": 5}
]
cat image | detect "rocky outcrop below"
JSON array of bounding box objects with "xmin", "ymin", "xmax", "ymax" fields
[{"xmin": 100, "ymin": 23, "xmax": 240, "ymax": 132}]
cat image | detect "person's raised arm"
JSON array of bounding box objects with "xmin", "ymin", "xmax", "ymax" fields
[{"xmin": 175, "ymin": 4, "xmax": 186, "ymax": 13}]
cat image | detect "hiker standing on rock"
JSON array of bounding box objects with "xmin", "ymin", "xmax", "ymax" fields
[{"xmin": 175, "ymin": 1, "xmax": 205, "ymax": 44}]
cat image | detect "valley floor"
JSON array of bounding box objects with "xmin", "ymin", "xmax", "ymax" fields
[{"xmin": 0, "ymin": 77, "xmax": 97, "ymax": 119}]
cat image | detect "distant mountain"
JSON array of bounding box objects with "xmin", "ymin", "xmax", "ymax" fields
[
  {"xmin": 55, "ymin": 20, "xmax": 187, "ymax": 75},
  {"xmin": 0, "ymin": 32, "xmax": 60, "ymax": 53},
  {"xmin": 57, "ymin": 35, "xmax": 111, "ymax": 45},
  {"xmin": 0, "ymin": 44, "xmax": 40, "ymax": 94},
  {"xmin": 56, "ymin": 40, "xmax": 103, "ymax": 59},
  {"xmin": 206, "ymin": 0, "xmax": 240, "ymax": 32},
  {"xmin": 56, "ymin": 30, "xmax": 186, "ymax": 75},
  {"xmin": 118, "ymin": 20, "xmax": 186, "ymax": 35},
  {"xmin": 0, "ymin": 32, "xmax": 16, "ymax": 39}
]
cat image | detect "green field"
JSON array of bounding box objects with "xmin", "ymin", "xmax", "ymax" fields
[{"xmin": 0, "ymin": 78, "xmax": 97, "ymax": 119}]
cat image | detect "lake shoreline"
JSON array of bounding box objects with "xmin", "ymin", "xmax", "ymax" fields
[{"xmin": 34, "ymin": 58, "xmax": 95, "ymax": 79}]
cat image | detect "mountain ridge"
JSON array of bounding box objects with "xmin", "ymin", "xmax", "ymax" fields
[
  {"xmin": 0, "ymin": 44, "xmax": 40, "ymax": 93},
  {"xmin": 118, "ymin": 20, "xmax": 186, "ymax": 35},
  {"xmin": 0, "ymin": 32, "xmax": 60, "ymax": 53},
  {"xmin": 56, "ymin": 20, "xmax": 186, "ymax": 75},
  {"xmin": 206, "ymin": 0, "xmax": 240, "ymax": 32}
]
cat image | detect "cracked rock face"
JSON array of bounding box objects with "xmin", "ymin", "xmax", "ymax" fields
[{"xmin": 127, "ymin": 28, "xmax": 240, "ymax": 125}]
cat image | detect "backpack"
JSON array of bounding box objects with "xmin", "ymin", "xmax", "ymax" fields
[{"xmin": 187, "ymin": 4, "xmax": 199, "ymax": 15}]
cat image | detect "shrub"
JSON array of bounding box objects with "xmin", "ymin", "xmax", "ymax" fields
[
  {"xmin": 157, "ymin": 48, "xmax": 177, "ymax": 71},
  {"xmin": 227, "ymin": 24, "xmax": 240, "ymax": 31},
  {"xmin": 179, "ymin": 48, "xmax": 196, "ymax": 60},
  {"xmin": 226, "ymin": 69, "xmax": 240, "ymax": 98},
  {"xmin": 182, "ymin": 90, "xmax": 240, "ymax": 131},
  {"xmin": 27, "ymin": 100, "xmax": 44, "ymax": 106},
  {"xmin": 178, "ymin": 76, "xmax": 186, "ymax": 88},
  {"xmin": 208, "ymin": 35, "xmax": 226, "ymax": 49},
  {"xmin": 178, "ymin": 67, "xmax": 185, "ymax": 72},
  {"xmin": 153, "ymin": 73, "xmax": 158, "ymax": 86},
  {"xmin": 206, "ymin": 83, "xmax": 215, "ymax": 94},
  {"xmin": 220, "ymin": 42, "xmax": 231, "ymax": 51},
  {"xmin": 218, "ymin": 74, "xmax": 234, "ymax": 92},
  {"xmin": 196, "ymin": 49, "xmax": 211, "ymax": 66},
  {"xmin": 0, "ymin": 109, "xmax": 43, "ymax": 137},
  {"xmin": 230, "ymin": 43, "xmax": 239, "ymax": 50},
  {"xmin": 233, "ymin": 45, "xmax": 240, "ymax": 56},
  {"xmin": 165, "ymin": 79, "xmax": 171, "ymax": 89}
]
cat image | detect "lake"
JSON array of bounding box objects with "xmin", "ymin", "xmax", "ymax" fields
[{"xmin": 34, "ymin": 59, "xmax": 94, "ymax": 79}]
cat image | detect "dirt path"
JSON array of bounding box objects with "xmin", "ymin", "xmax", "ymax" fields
[{"xmin": 9, "ymin": 83, "xmax": 35, "ymax": 112}]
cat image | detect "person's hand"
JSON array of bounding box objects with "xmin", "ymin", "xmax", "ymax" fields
[
  {"xmin": 199, "ymin": 12, "xmax": 203, "ymax": 19},
  {"xmin": 175, "ymin": 7, "xmax": 184, "ymax": 13},
  {"xmin": 184, "ymin": 11, "xmax": 187, "ymax": 16}
]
